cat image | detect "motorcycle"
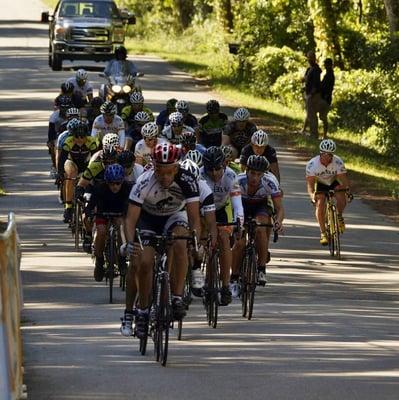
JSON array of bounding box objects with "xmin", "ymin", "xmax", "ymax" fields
[{"xmin": 99, "ymin": 72, "xmax": 144, "ymax": 115}]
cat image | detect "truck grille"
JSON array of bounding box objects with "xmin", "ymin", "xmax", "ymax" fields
[{"xmin": 70, "ymin": 27, "xmax": 109, "ymax": 42}]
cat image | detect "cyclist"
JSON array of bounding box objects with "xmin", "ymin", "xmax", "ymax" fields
[
  {"xmin": 117, "ymin": 149, "xmax": 144, "ymax": 188},
  {"xmin": 104, "ymin": 46, "xmax": 138, "ymax": 77},
  {"xmin": 166, "ymin": 100, "xmax": 198, "ymax": 132},
  {"xmin": 221, "ymin": 144, "xmax": 240, "ymax": 174},
  {"xmin": 120, "ymin": 143, "xmax": 201, "ymax": 338},
  {"xmin": 199, "ymin": 99, "xmax": 228, "ymax": 148},
  {"xmin": 85, "ymin": 163, "xmax": 131, "ymax": 281},
  {"xmin": 54, "ymin": 81, "xmax": 80, "ymax": 110},
  {"xmin": 125, "ymin": 111, "xmax": 151, "ymax": 151},
  {"xmin": 86, "ymin": 97, "xmax": 104, "ymax": 131},
  {"xmin": 66, "ymin": 69, "xmax": 93, "ymax": 108},
  {"xmin": 91, "ymin": 101, "xmax": 125, "ymax": 148},
  {"xmin": 121, "ymin": 92, "xmax": 154, "ymax": 130},
  {"xmin": 200, "ymin": 146, "xmax": 244, "ymax": 304},
  {"xmin": 58, "ymin": 121, "xmax": 97, "ymax": 223},
  {"xmin": 161, "ymin": 111, "xmax": 195, "ymax": 145},
  {"xmin": 306, "ymin": 139, "xmax": 350, "ymax": 245},
  {"xmin": 233, "ymin": 155, "xmax": 284, "ymax": 287},
  {"xmin": 59, "ymin": 107, "xmax": 80, "ymax": 134},
  {"xmin": 156, "ymin": 98, "xmax": 177, "ymax": 130},
  {"xmin": 180, "ymin": 130, "xmax": 206, "ymax": 156},
  {"xmin": 134, "ymin": 122, "xmax": 167, "ymax": 166},
  {"xmin": 240, "ymin": 130, "xmax": 280, "ymax": 181},
  {"xmin": 184, "ymin": 149, "xmax": 203, "ymax": 167},
  {"xmin": 222, "ymin": 107, "xmax": 257, "ymax": 158}
]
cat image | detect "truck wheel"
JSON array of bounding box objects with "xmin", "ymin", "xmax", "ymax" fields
[
  {"xmin": 52, "ymin": 53, "xmax": 62, "ymax": 71},
  {"xmin": 48, "ymin": 45, "xmax": 53, "ymax": 67}
]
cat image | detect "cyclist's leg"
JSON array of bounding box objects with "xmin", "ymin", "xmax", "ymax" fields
[
  {"xmin": 63, "ymin": 160, "xmax": 77, "ymax": 221},
  {"xmin": 136, "ymin": 245, "xmax": 155, "ymax": 310},
  {"xmin": 255, "ymin": 213, "xmax": 272, "ymax": 266},
  {"xmin": 315, "ymin": 194, "xmax": 327, "ymax": 232},
  {"xmin": 93, "ymin": 220, "xmax": 106, "ymax": 259}
]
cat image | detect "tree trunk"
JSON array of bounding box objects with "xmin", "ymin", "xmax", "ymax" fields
[
  {"xmin": 174, "ymin": 0, "xmax": 193, "ymax": 29},
  {"xmin": 308, "ymin": 0, "xmax": 344, "ymax": 68},
  {"xmin": 384, "ymin": 0, "xmax": 399, "ymax": 37},
  {"xmin": 213, "ymin": 0, "xmax": 234, "ymax": 32}
]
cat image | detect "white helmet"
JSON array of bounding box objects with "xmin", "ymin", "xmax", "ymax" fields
[
  {"xmin": 180, "ymin": 158, "xmax": 200, "ymax": 180},
  {"xmin": 319, "ymin": 139, "xmax": 336, "ymax": 153},
  {"xmin": 102, "ymin": 133, "xmax": 120, "ymax": 151},
  {"xmin": 141, "ymin": 122, "xmax": 158, "ymax": 139},
  {"xmin": 169, "ymin": 111, "xmax": 184, "ymax": 125},
  {"xmin": 184, "ymin": 149, "xmax": 203, "ymax": 167},
  {"xmin": 129, "ymin": 92, "xmax": 144, "ymax": 104},
  {"xmin": 233, "ymin": 107, "xmax": 250, "ymax": 121},
  {"xmin": 76, "ymin": 69, "xmax": 88, "ymax": 82},
  {"xmin": 134, "ymin": 111, "xmax": 150, "ymax": 123},
  {"xmin": 251, "ymin": 129, "xmax": 269, "ymax": 146},
  {"xmin": 220, "ymin": 145, "xmax": 234, "ymax": 161},
  {"xmin": 176, "ymin": 100, "xmax": 189, "ymax": 113}
]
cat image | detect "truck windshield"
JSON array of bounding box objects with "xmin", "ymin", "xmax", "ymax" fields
[{"xmin": 59, "ymin": 1, "xmax": 120, "ymax": 18}]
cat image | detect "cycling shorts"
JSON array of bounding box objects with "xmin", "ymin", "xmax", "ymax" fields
[
  {"xmin": 315, "ymin": 180, "xmax": 340, "ymax": 193},
  {"xmin": 243, "ymin": 203, "xmax": 273, "ymax": 220}
]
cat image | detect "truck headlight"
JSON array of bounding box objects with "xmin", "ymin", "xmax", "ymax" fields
[
  {"xmin": 112, "ymin": 85, "xmax": 121, "ymax": 93},
  {"xmin": 55, "ymin": 24, "xmax": 66, "ymax": 40}
]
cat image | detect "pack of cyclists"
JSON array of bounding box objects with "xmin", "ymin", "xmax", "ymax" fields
[{"xmin": 48, "ymin": 61, "xmax": 351, "ymax": 342}]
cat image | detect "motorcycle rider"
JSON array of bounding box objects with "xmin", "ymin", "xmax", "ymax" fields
[{"xmin": 104, "ymin": 46, "xmax": 138, "ymax": 77}]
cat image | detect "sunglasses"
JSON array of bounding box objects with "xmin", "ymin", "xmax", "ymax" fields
[
  {"xmin": 108, "ymin": 181, "xmax": 123, "ymax": 186},
  {"xmin": 74, "ymin": 135, "xmax": 86, "ymax": 139},
  {"xmin": 206, "ymin": 165, "xmax": 223, "ymax": 172}
]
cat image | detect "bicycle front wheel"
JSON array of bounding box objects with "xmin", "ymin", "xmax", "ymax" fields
[
  {"xmin": 247, "ymin": 251, "xmax": 257, "ymax": 320},
  {"xmin": 206, "ymin": 251, "xmax": 219, "ymax": 329},
  {"xmin": 241, "ymin": 254, "xmax": 249, "ymax": 318}
]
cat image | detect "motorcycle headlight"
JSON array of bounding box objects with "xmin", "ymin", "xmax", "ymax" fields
[
  {"xmin": 112, "ymin": 85, "xmax": 121, "ymax": 93},
  {"xmin": 122, "ymin": 85, "xmax": 131, "ymax": 93}
]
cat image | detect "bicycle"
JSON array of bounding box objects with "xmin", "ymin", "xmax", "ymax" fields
[
  {"xmin": 241, "ymin": 218, "xmax": 278, "ymax": 320},
  {"xmin": 136, "ymin": 229, "xmax": 197, "ymax": 366},
  {"xmin": 70, "ymin": 196, "xmax": 84, "ymax": 250}
]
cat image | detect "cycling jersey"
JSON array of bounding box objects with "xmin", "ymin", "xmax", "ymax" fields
[
  {"xmin": 56, "ymin": 130, "xmax": 69, "ymax": 150},
  {"xmin": 223, "ymin": 121, "xmax": 257, "ymax": 151},
  {"xmin": 199, "ymin": 113, "xmax": 227, "ymax": 148},
  {"xmin": 82, "ymin": 152, "xmax": 105, "ymax": 182},
  {"xmin": 165, "ymin": 113, "xmax": 198, "ymax": 130},
  {"xmin": 240, "ymin": 144, "xmax": 278, "ymax": 166},
  {"xmin": 198, "ymin": 179, "xmax": 215, "ymax": 214},
  {"xmin": 238, "ymin": 172, "xmax": 281, "ymax": 204},
  {"xmin": 66, "ymin": 77, "xmax": 93, "ymax": 100},
  {"xmin": 134, "ymin": 137, "xmax": 168, "ymax": 164},
  {"xmin": 121, "ymin": 105, "xmax": 154, "ymax": 125},
  {"xmin": 306, "ymin": 155, "xmax": 346, "ymax": 186},
  {"xmin": 104, "ymin": 60, "xmax": 138, "ymax": 77},
  {"xmin": 129, "ymin": 167, "xmax": 199, "ymax": 216},
  {"xmin": 48, "ymin": 110, "xmax": 67, "ymax": 141},
  {"xmin": 125, "ymin": 163, "xmax": 144, "ymax": 186},
  {"xmin": 161, "ymin": 125, "xmax": 194, "ymax": 145},
  {"xmin": 156, "ymin": 109, "xmax": 171, "ymax": 130},
  {"xmin": 91, "ymin": 114, "xmax": 125, "ymax": 147}
]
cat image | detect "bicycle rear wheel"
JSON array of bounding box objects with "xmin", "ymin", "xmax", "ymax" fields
[
  {"xmin": 206, "ymin": 251, "xmax": 219, "ymax": 329},
  {"xmin": 106, "ymin": 231, "xmax": 117, "ymax": 304},
  {"xmin": 241, "ymin": 253, "xmax": 249, "ymax": 318},
  {"xmin": 332, "ymin": 209, "xmax": 341, "ymax": 259},
  {"xmin": 327, "ymin": 205, "xmax": 335, "ymax": 257},
  {"xmin": 247, "ymin": 251, "xmax": 257, "ymax": 320},
  {"xmin": 74, "ymin": 201, "xmax": 82, "ymax": 250}
]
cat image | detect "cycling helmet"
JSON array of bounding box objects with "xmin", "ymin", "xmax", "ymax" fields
[
  {"xmin": 203, "ymin": 146, "xmax": 225, "ymax": 170},
  {"xmin": 153, "ymin": 143, "xmax": 180, "ymax": 164},
  {"xmin": 185, "ymin": 149, "xmax": 203, "ymax": 167},
  {"xmin": 100, "ymin": 101, "xmax": 117, "ymax": 115},
  {"xmin": 66, "ymin": 107, "xmax": 80, "ymax": 118},
  {"xmin": 247, "ymin": 155, "xmax": 270, "ymax": 172},
  {"xmin": 102, "ymin": 133, "xmax": 120, "ymax": 151},
  {"xmin": 181, "ymin": 130, "xmax": 196, "ymax": 147},
  {"xmin": 206, "ymin": 99, "xmax": 220, "ymax": 114},
  {"xmin": 58, "ymin": 95, "xmax": 73, "ymax": 108},
  {"xmin": 251, "ymin": 129, "xmax": 269, "ymax": 146},
  {"xmin": 220, "ymin": 145, "xmax": 234, "ymax": 161},
  {"xmin": 114, "ymin": 46, "xmax": 127, "ymax": 60},
  {"xmin": 129, "ymin": 92, "xmax": 144, "ymax": 104},
  {"xmin": 141, "ymin": 122, "xmax": 159, "ymax": 139},
  {"xmin": 117, "ymin": 150, "xmax": 135, "ymax": 168},
  {"xmin": 61, "ymin": 81, "xmax": 74, "ymax": 93},
  {"xmin": 104, "ymin": 163, "xmax": 125, "ymax": 182},
  {"xmin": 166, "ymin": 98, "xmax": 178, "ymax": 110},
  {"xmin": 319, "ymin": 139, "xmax": 336, "ymax": 153},
  {"xmin": 101, "ymin": 148, "xmax": 118, "ymax": 164},
  {"xmin": 91, "ymin": 96, "xmax": 104, "ymax": 108},
  {"xmin": 134, "ymin": 111, "xmax": 151, "ymax": 124},
  {"xmin": 169, "ymin": 111, "xmax": 184, "ymax": 126},
  {"xmin": 180, "ymin": 158, "xmax": 200, "ymax": 180},
  {"xmin": 233, "ymin": 107, "xmax": 250, "ymax": 121},
  {"xmin": 176, "ymin": 100, "xmax": 189, "ymax": 113},
  {"xmin": 67, "ymin": 118, "xmax": 80, "ymax": 133},
  {"xmin": 76, "ymin": 69, "xmax": 88, "ymax": 82},
  {"xmin": 72, "ymin": 121, "xmax": 89, "ymax": 137}
]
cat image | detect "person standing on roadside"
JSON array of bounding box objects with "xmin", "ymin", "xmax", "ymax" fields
[
  {"xmin": 319, "ymin": 58, "xmax": 335, "ymax": 139},
  {"xmin": 303, "ymin": 51, "xmax": 322, "ymax": 138}
]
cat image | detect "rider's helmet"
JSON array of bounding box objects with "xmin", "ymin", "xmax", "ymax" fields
[
  {"xmin": 67, "ymin": 118, "xmax": 80, "ymax": 134},
  {"xmin": 58, "ymin": 95, "xmax": 73, "ymax": 109},
  {"xmin": 166, "ymin": 98, "xmax": 178, "ymax": 111},
  {"xmin": 185, "ymin": 149, "xmax": 203, "ymax": 167},
  {"xmin": 75, "ymin": 69, "xmax": 88, "ymax": 85},
  {"xmin": 251, "ymin": 129, "xmax": 269, "ymax": 146},
  {"xmin": 117, "ymin": 150, "xmax": 135, "ymax": 169},
  {"xmin": 141, "ymin": 122, "xmax": 159, "ymax": 139},
  {"xmin": 203, "ymin": 146, "xmax": 225, "ymax": 170},
  {"xmin": 169, "ymin": 111, "xmax": 184, "ymax": 126},
  {"xmin": 206, "ymin": 99, "xmax": 220, "ymax": 114},
  {"xmin": 66, "ymin": 107, "xmax": 80, "ymax": 119},
  {"xmin": 101, "ymin": 147, "xmax": 118, "ymax": 165},
  {"xmin": 104, "ymin": 163, "xmax": 125, "ymax": 182},
  {"xmin": 100, "ymin": 101, "xmax": 117, "ymax": 115},
  {"xmin": 181, "ymin": 130, "xmax": 196, "ymax": 148},
  {"xmin": 319, "ymin": 139, "xmax": 336, "ymax": 153},
  {"xmin": 233, "ymin": 107, "xmax": 250, "ymax": 121},
  {"xmin": 102, "ymin": 133, "xmax": 120, "ymax": 151},
  {"xmin": 61, "ymin": 81, "xmax": 74, "ymax": 94},
  {"xmin": 247, "ymin": 155, "xmax": 270, "ymax": 172},
  {"xmin": 91, "ymin": 96, "xmax": 104, "ymax": 109},
  {"xmin": 220, "ymin": 145, "xmax": 234, "ymax": 161},
  {"xmin": 72, "ymin": 121, "xmax": 89, "ymax": 137},
  {"xmin": 176, "ymin": 100, "xmax": 189, "ymax": 113},
  {"xmin": 114, "ymin": 46, "xmax": 128, "ymax": 60},
  {"xmin": 180, "ymin": 158, "xmax": 200, "ymax": 180},
  {"xmin": 129, "ymin": 92, "xmax": 144, "ymax": 104},
  {"xmin": 134, "ymin": 111, "xmax": 151, "ymax": 124},
  {"xmin": 152, "ymin": 143, "xmax": 180, "ymax": 164}
]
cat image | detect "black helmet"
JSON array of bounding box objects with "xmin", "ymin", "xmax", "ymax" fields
[
  {"xmin": 61, "ymin": 81, "xmax": 74, "ymax": 93},
  {"xmin": 246, "ymin": 155, "xmax": 269, "ymax": 172},
  {"xmin": 58, "ymin": 95, "xmax": 73, "ymax": 109},
  {"xmin": 181, "ymin": 130, "xmax": 196, "ymax": 148},
  {"xmin": 203, "ymin": 146, "xmax": 225, "ymax": 170},
  {"xmin": 115, "ymin": 46, "xmax": 127, "ymax": 60},
  {"xmin": 166, "ymin": 98, "xmax": 178, "ymax": 110},
  {"xmin": 206, "ymin": 99, "xmax": 220, "ymax": 114},
  {"xmin": 101, "ymin": 148, "xmax": 118, "ymax": 165},
  {"xmin": 72, "ymin": 121, "xmax": 89, "ymax": 137},
  {"xmin": 117, "ymin": 150, "xmax": 135, "ymax": 168},
  {"xmin": 91, "ymin": 96, "xmax": 103, "ymax": 108}
]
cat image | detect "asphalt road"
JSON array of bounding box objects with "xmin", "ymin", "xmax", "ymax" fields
[{"xmin": 1, "ymin": 1, "xmax": 399, "ymax": 399}]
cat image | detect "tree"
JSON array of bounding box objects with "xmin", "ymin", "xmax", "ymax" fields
[
  {"xmin": 383, "ymin": 0, "xmax": 399, "ymax": 38},
  {"xmin": 213, "ymin": 0, "xmax": 234, "ymax": 32}
]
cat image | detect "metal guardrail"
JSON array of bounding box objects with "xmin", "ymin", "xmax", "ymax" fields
[{"xmin": 0, "ymin": 212, "xmax": 26, "ymax": 400}]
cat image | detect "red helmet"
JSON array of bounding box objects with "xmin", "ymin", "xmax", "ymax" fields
[{"xmin": 152, "ymin": 143, "xmax": 180, "ymax": 164}]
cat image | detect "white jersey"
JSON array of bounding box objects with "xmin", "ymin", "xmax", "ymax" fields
[
  {"xmin": 134, "ymin": 137, "xmax": 168, "ymax": 164},
  {"xmin": 238, "ymin": 172, "xmax": 281, "ymax": 203},
  {"xmin": 91, "ymin": 114, "xmax": 126, "ymax": 147},
  {"xmin": 125, "ymin": 163, "xmax": 144, "ymax": 185},
  {"xmin": 198, "ymin": 179, "xmax": 215, "ymax": 214},
  {"xmin": 49, "ymin": 110, "xmax": 66, "ymax": 132},
  {"xmin": 199, "ymin": 166, "xmax": 241, "ymax": 210},
  {"xmin": 306, "ymin": 155, "xmax": 346, "ymax": 185},
  {"xmin": 129, "ymin": 167, "xmax": 199, "ymax": 216},
  {"xmin": 161, "ymin": 125, "xmax": 195, "ymax": 145},
  {"xmin": 66, "ymin": 77, "xmax": 93, "ymax": 99},
  {"xmin": 56, "ymin": 130, "xmax": 69, "ymax": 149}
]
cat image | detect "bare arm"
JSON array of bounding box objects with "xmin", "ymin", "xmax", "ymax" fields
[
  {"xmin": 222, "ymin": 134, "xmax": 231, "ymax": 145},
  {"xmin": 336, "ymin": 173, "xmax": 350, "ymax": 190},
  {"xmin": 272, "ymin": 196, "xmax": 285, "ymax": 225},
  {"xmin": 124, "ymin": 203, "xmax": 142, "ymax": 244},
  {"xmin": 186, "ymin": 201, "xmax": 201, "ymax": 243},
  {"xmin": 204, "ymin": 210, "xmax": 218, "ymax": 248},
  {"xmin": 270, "ymin": 161, "xmax": 280, "ymax": 182},
  {"xmin": 306, "ymin": 176, "xmax": 316, "ymax": 200}
]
